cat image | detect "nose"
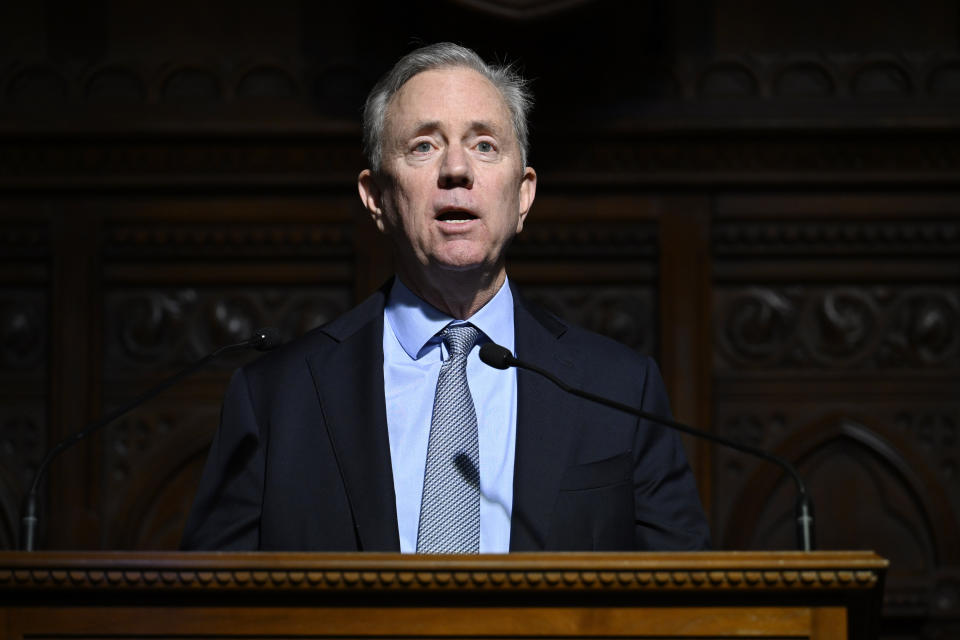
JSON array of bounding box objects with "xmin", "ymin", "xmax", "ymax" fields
[{"xmin": 438, "ymin": 145, "xmax": 473, "ymax": 189}]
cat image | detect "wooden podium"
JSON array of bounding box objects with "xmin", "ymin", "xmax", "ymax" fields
[{"xmin": 1, "ymin": 551, "xmax": 886, "ymax": 639}]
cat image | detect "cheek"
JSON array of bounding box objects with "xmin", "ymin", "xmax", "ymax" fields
[
  {"xmin": 393, "ymin": 183, "xmax": 429, "ymax": 222},
  {"xmin": 384, "ymin": 189, "xmax": 414, "ymax": 226},
  {"xmin": 499, "ymin": 187, "xmax": 523, "ymax": 229}
]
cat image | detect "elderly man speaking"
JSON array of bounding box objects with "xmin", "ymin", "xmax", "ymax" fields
[{"xmin": 181, "ymin": 43, "xmax": 710, "ymax": 553}]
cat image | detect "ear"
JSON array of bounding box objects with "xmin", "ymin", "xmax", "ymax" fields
[
  {"xmin": 358, "ymin": 169, "xmax": 387, "ymax": 233},
  {"xmin": 515, "ymin": 166, "xmax": 537, "ymax": 234}
]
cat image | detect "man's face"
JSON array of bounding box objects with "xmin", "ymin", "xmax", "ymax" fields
[{"xmin": 359, "ymin": 67, "xmax": 536, "ymax": 283}]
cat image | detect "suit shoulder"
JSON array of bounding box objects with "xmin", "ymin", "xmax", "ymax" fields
[
  {"xmin": 243, "ymin": 324, "xmax": 337, "ymax": 379},
  {"xmin": 563, "ymin": 321, "xmax": 651, "ymax": 364},
  {"xmin": 536, "ymin": 308, "xmax": 670, "ymax": 415},
  {"xmin": 565, "ymin": 327, "xmax": 659, "ymax": 400},
  {"xmin": 516, "ymin": 295, "xmax": 658, "ymax": 396},
  {"xmin": 242, "ymin": 285, "xmax": 387, "ymax": 382},
  {"xmin": 528, "ymin": 301, "xmax": 654, "ymax": 373}
]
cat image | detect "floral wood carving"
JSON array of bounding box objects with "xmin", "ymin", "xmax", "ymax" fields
[
  {"xmin": 104, "ymin": 287, "xmax": 352, "ymax": 370},
  {"xmin": 715, "ymin": 286, "xmax": 960, "ymax": 369}
]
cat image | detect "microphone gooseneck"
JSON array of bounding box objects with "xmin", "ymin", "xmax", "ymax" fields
[
  {"xmin": 480, "ymin": 341, "xmax": 815, "ymax": 552},
  {"xmin": 20, "ymin": 328, "xmax": 283, "ymax": 551},
  {"xmin": 248, "ymin": 327, "xmax": 282, "ymax": 351}
]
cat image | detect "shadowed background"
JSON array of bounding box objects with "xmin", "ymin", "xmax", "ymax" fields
[{"xmin": 1, "ymin": 1, "xmax": 958, "ymax": 637}]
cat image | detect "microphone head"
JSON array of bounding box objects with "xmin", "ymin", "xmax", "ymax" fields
[
  {"xmin": 248, "ymin": 327, "xmax": 282, "ymax": 351},
  {"xmin": 479, "ymin": 342, "xmax": 514, "ymax": 370}
]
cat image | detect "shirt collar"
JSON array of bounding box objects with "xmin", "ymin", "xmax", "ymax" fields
[{"xmin": 386, "ymin": 276, "xmax": 516, "ymax": 360}]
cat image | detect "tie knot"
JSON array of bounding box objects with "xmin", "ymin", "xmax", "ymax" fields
[{"xmin": 442, "ymin": 324, "xmax": 480, "ymax": 358}]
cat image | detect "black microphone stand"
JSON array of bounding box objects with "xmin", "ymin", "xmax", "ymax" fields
[
  {"xmin": 20, "ymin": 328, "xmax": 281, "ymax": 551},
  {"xmin": 480, "ymin": 343, "xmax": 815, "ymax": 552}
]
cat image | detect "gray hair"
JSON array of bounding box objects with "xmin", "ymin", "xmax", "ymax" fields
[{"xmin": 362, "ymin": 42, "xmax": 532, "ymax": 173}]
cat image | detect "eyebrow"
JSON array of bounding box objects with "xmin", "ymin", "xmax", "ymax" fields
[
  {"xmin": 410, "ymin": 120, "xmax": 442, "ymax": 135},
  {"xmin": 468, "ymin": 120, "xmax": 504, "ymax": 136},
  {"xmin": 407, "ymin": 120, "xmax": 505, "ymax": 137}
]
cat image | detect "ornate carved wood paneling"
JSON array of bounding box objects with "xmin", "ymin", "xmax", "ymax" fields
[
  {"xmin": 99, "ymin": 283, "xmax": 352, "ymax": 549},
  {"xmin": 4, "ymin": 132, "xmax": 960, "ymax": 189},
  {"xmin": 104, "ymin": 287, "xmax": 352, "ymax": 371},
  {"xmin": 711, "ymin": 197, "xmax": 960, "ymax": 633},
  {"xmin": 4, "ymin": 51, "xmax": 959, "ymax": 115},
  {"xmin": 714, "ymin": 286, "xmax": 960, "ymax": 370},
  {"xmin": 101, "ymin": 404, "xmax": 220, "ymax": 550},
  {"xmin": 98, "ymin": 286, "xmax": 353, "ymax": 550},
  {"xmin": 4, "ymin": 44, "xmax": 960, "ymax": 190},
  {"xmin": 713, "ymin": 405, "xmax": 958, "ymax": 601},
  {"xmin": 92, "ymin": 202, "xmax": 357, "ymax": 550}
]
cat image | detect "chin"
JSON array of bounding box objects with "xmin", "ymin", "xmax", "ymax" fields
[
  {"xmin": 431, "ymin": 252, "xmax": 503, "ymax": 275},
  {"xmin": 433, "ymin": 260, "xmax": 486, "ymax": 273},
  {"xmin": 429, "ymin": 247, "xmax": 491, "ymax": 272}
]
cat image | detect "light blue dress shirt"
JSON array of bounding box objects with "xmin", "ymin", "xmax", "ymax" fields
[{"xmin": 383, "ymin": 277, "xmax": 517, "ymax": 553}]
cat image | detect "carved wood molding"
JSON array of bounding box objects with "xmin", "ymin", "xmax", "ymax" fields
[
  {"xmin": 3, "ymin": 133, "xmax": 959, "ymax": 188},
  {"xmin": 713, "ymin": 219, "xmax": 960, "ymax": 258},
  {"xmin": 537, "ymin": 133, "xmax": 960, "ymax": 185},
  {"xmin": 0, "ymin": 551, "xmax": 886, "ymax": 592},
  {"xmin": 104, "ymin": 222, "xmax": 354, "ymax": 258},
  {"xmin": 0, "ymin": 138, "xmax": 363, "ymax": 189},
  {"xmin": 2, "ymin": 53, "xmax": 958, "ymax": 110},
  {"xmin": 510, "ymin": 222, "xmax": 658, "ymax": 259}
]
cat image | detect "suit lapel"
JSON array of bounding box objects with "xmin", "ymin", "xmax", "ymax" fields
[
  {"xmin": 306, "ymin": 290, "xmax": 400, "ymax": 551},
  {"xmin": 509, "ymin": 298, "xmax": 582, "ymax": 550}
]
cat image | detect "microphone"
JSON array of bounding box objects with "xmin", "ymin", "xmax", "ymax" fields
[
  {"xmin": 479, "ymin": 342, "xmax": 815, "ymax": 552},
  {"xmin": 20, "ymin": 328, "xmax": 283, "ymax": 551},
  {"xmin": 247, "ymin": 327, "xmax": 283, "ymax": 351}
]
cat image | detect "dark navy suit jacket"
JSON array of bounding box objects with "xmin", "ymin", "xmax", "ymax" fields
[{"xmin": 181, "ymin": 284, "xmax": 711, "ymax": 551}]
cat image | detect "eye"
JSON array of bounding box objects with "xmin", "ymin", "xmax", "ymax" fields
[
  {"xmin": 413, "ymin": 141, "xmax": 433, "ymax": 153},
  {"xmin": 476, "ymin": 141, "xmax": 494, "ymax": 153}
]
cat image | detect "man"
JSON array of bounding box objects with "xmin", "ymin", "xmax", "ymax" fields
[{"xmin": 181, "ymin": 43, "xmax": 710, "ymax": 552}]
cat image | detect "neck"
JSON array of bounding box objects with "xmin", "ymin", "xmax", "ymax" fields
[{"xmin": 398, "ymin": 266, "xmax": 506, "ymax": 320}]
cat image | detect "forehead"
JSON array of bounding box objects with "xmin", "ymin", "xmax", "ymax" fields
[{"xmin": 385, "ymin": 67, "xmax": 512, "ymax": 135}]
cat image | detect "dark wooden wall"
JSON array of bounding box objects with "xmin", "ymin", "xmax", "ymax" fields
[{"xmin": 1, "ymin": 1, "xmax": 958, "ymax": 637}]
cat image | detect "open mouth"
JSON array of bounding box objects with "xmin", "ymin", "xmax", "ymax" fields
[{"xmin": 436, "ymin": 210, "xmax": 478, "ymax": 224}]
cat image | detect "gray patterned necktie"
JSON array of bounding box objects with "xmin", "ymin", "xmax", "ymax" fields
[{"xmin": 416, "ymin": 323, "xmax": 481, "ymax": 553}]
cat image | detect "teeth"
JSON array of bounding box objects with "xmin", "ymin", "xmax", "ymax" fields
[{"xmin": 437, "ymin": 210, "xmax": 476, "ymax": 222}]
